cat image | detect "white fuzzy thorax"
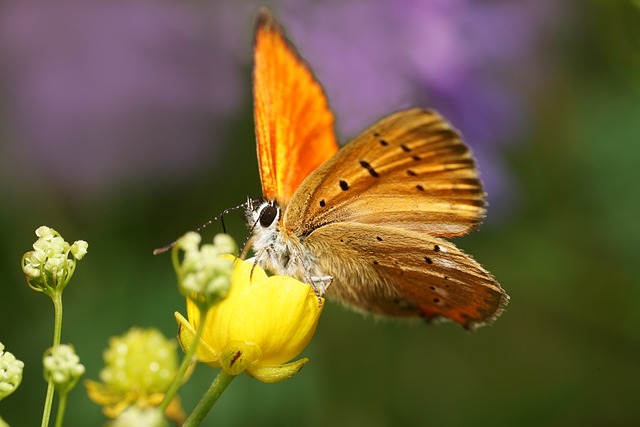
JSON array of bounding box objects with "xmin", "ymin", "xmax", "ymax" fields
[{"xmin": 246, "ymin": 200, "xmax": 331, "ymax": 294}]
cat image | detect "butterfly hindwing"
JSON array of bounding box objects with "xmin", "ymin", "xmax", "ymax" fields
[
  {"xmin": 305, "ymin": 222, "xmax": 507, "ymax": 329},
  {"xmin": 283, "ymin": 108, "xmax": 485, "ymax": 237},
  {"xmin": 253, "ymin": 8, "xmax": 338, "ymax": 205}
]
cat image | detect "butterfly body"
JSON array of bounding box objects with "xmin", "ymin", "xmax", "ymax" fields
[
  {"xmin": 247, "ymin": 199, "xmax": 327, "ymax": 287},
  {"xmin": 248, "ymin": 9, "xmax": 508, "ymax": 330}
]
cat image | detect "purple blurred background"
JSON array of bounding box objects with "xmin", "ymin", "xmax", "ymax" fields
[{"xmin": 0, "ymin": 0, "xmax": 561, "ymax": 215}]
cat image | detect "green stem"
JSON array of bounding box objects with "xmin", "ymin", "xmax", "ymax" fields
[
  {"xmin": 40, "ymin": 382, "xmax": 55, "ymax": 427},
  {"xmin": 160, "ymin": 308, "xmax": 210, "ymax": 412},
  {"xmin": 41, "ymin": 292, "xmax": 64, "ymax": 427},
  {"xmin": 183, "ymin": 370, "xmax": 235, "ymax": 427},
  {"xmin": 51, "ymin": 292, "xmax": 64, "ymax": 347},
  {"xmin": 54, "ymin": 391, "xmax": 68, "ymax": 427}
]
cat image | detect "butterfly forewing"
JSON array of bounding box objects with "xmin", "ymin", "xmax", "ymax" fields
[
  {"xmin": 253, "ymin": 9, "xmax": 339, "ymax": 204},
  {"xmin": 305, "ymin": 222, "xmax": 507, "ymax": 329},
  {"xmin": 283, "ymin": 108, "xmax": 486, "ymax": 237}
]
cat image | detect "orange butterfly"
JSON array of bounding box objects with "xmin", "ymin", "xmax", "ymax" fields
[{"xmin": 247, "ymin": 8, "xmax": 508, "ymax": 330}]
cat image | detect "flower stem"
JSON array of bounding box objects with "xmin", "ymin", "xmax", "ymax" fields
[
  {"xmin": 51, "ymin": 292, "xmax": 63, "ymax": 347},
  {"xmin": 54, "ymin": 391, "xmax": 68, "ymax": 427},
  {"xmin": 183, "ymin": 370, "xmax": 235, "ymax": 427},
  {"xmin": 41, "ymin": 292, "xmax": 64, "ymax": 427},
  {"xmin": 160, "ymin": 308, "xmax": 210, "ymax": 412},
  {"xmin": 40, "ymin": 382, "xmax": 55, "ymax": 427}
]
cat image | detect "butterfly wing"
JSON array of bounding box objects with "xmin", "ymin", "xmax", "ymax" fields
[
  {"xmin": 283, "ymin": 108, "xmax": 485, "ymax": 238},
  {"xmin": 304, "ymin": 222, "xmax": 507, "ymax": 329},
  {"xmin": 253, "ymin": 9, "xmax": 339, "ymax": 204}
]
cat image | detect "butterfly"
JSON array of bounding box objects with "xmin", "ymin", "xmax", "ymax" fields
[{"xmin": 246, "ymin": 8, "xmax": 508, "ymax": 330}]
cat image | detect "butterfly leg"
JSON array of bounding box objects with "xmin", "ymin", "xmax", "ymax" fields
[{"xmin": 309, "ymin": 275, "xmax": 333, "ymax": 305}]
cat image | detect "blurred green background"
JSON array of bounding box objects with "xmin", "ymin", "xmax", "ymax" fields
[{"xmin": 1, "ymin": 0, "xmax": 639, "ymax": 426}]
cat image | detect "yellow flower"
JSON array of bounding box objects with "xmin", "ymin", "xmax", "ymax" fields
[
  {"xmin": 85, "ymin": 328, "xmax": 184, "ymax": 424},
  {"xmin": 175, "ymin": 258, "xmax": 323, "ymax": 383}
]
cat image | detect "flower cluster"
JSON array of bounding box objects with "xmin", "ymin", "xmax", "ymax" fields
[
  {"xmin": 43, "ymin": 344, "xmax": 85, "ymax": 394},
  {"xmin": 173, "ymin": 232, "xmax": 236, "ymax": 310},
  {"xmin": 0, "ymin": 342, "xmax": 24, "ymax": 401},
  {"xmin": 21, "ymin": 226, "xmax": 88, "ymax": 295},
  {"xmin": 85, "ymin": 327, "xmax": 182, "ymax": 421}
]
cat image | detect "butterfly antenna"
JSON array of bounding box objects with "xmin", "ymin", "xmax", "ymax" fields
[
  {"xmin": 152, "ymin": 201, "xmax": 249, "ymax": 255},
  {"xmin": 219, "ymin": 202, "xmax": 248, "ymax": 234}
]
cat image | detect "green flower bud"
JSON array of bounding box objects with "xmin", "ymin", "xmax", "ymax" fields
[
  {"xmin": 70, "ymin": 240, "xmax": 89, "ymax": 260},
  {"xmin": 172, "ymin": 233, "xmax": 237, "ymax": 310},
  {"xmin": 213, "ymin": 234, "xmax": 237, "ymax": 255},
  {"xmin": 22, "ymin": 226, "xmax": 88, "ymax": 295},
  {"xmin": 0, "ymin": 342, "xmax": 24, "ymax": 401},
  {"xmin": 43, "ymin": 344, "xmax": 85, "ymax": 394}
]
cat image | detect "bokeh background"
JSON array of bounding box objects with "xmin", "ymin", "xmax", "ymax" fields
[{"xmin": 1, "ymin": 0, "xmax": 639, "ymax": 425}]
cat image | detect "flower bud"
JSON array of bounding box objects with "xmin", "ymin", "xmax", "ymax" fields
[
  {"xmin": 0, "ymin": 342, "xmax": 24, "ymax": 401},
  {"xmin": 172, "ymin": 233, "xmax": 237, "ymax": 310},
  {"xmin": 22, "ymin": 226, "xmax": 88, "ymax": 295},
  {"xmin": 43, "ymin": 344, "xmax": 85, "ymax": 394}
]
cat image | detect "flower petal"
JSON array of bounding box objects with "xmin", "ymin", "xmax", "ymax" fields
[
  {"xmin": 228, "ymin": 275, "xmax": 323, "ymax": 365},
  {"xmin": 174, "ymin": 311, "xmax": 220, "ymax": 366}
]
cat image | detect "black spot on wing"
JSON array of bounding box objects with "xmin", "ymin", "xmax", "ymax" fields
[
  {"xmin": 359, "ymin": 160, "xmax": 380, "ymax": 178},
  {"xmin": 339, "ymin": 180, "xmax": 349, "ymax": 191}
]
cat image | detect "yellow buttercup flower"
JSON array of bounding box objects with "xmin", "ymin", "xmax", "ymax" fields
[
  {"xmin": 175, "ymin": 258, "xmax": 323, "ymax": 383},
  {"xmin": 85, "ymin": 327, "xmax": 184, "ymax": 423}
]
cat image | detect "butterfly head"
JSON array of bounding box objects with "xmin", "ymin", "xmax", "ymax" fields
[
  {"xmin": 247, "ymin": 199, "xmax": 280, "ymax": 230},
  {"xmin": 246, "ymin": 198, "xmax": 283, "ymax": 254}
]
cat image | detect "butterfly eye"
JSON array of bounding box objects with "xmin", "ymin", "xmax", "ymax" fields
[{"xmin": 259, "ymin": 204, "xmax": 278, "ymax": 227}]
